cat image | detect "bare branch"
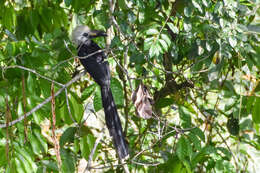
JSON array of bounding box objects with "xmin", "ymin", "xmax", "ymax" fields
[
  {"xmin": 0, "ymin": 71, "xmax": 86, "ymax": 128},
  {"xmin": 51, "ymin": 83, "xmax": 62, "ymax": 169},
  {"xmin": 84, "ymin": 128, "xmax": 105, "ymax": 173},
  {"xmin": 3, "ymin": 65, "xmax": 64, "ymax": 87},
  {"xmin": 52, "ymin": 49, "xmax": 108, "ymax": 70}
]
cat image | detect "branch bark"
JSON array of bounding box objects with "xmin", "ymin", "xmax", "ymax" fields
[{"xmin": 0, "ymin": 71, "xmax": 86, "ymax": 128}]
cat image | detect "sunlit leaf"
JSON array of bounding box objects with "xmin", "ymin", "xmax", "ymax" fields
[
  {"xmin": 146, "ymin": 28, "xmax": 159, "ymax": 35},
  {"xmin": 81, "ymin": 84, "xmax": 97, "ymax": 101},
  {"xmin": 111, "ymin": 78, "xmax": 124, "ymax": 107},
  {"xmin": 192, "ymin": 0, "xmax": 203, "ymax": 13},
  {"xmin": 70, "ymin": 93, "xmax": 84, "ymax": 123},
  {"xmin": 61, "ymin": 149, "xmax": 75, "ymax": 172},
  {"xmin": 159, "ymin": 39, "xmax": 168, "ymax": 51},
  {"xmin": 94, "ymin": 87, "xmax": 102, "ymax": 112},
  {"xmin": 60, "ymin": 127, "xmax": 77, "ymax": 147},
  {"xmin": 228, "ymin": 36, "xmax": 237, "ymax": 48},
  {"xmin": 252, "ymin": 97, "xmax": 260, "ymax": 123},
  {"xmin": 161, "ymin": 33, "xmax": 171, "ymax": 46},
  {"xmin": 167, "ymin": 23, "xmax": 179, "ymax": 34}
]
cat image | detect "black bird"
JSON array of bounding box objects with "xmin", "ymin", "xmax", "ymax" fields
[{"xmin": 72, "ymin": 26, "xmax": 129, "ymax": 159}]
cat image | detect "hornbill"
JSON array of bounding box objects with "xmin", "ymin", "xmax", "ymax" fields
[{"xmin": 72, "ymin": 26, "xmax": 129, "ymax": 159}]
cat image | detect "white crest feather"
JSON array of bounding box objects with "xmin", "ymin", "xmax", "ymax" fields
[{"xmin": 71, "ymin": 25, "xmax": 91, "ymax": 46}]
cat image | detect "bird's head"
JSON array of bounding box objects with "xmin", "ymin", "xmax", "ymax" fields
[{"xmin": 72, "ymin": 25, "xmax": 107, "ymax": 46}]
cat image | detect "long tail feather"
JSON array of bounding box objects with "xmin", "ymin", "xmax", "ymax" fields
[{"xmin": 101, "ymin": 86, "xmax": 129, "ymax": 159}]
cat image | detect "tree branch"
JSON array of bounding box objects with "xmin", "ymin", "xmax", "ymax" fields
[
  {"xmin": 0, "ymin": 71, "xmax": 86, "ymax": 128},
  {"xmin": 84, "ymin": 128, "xmax": 105, "ymax": 173}
]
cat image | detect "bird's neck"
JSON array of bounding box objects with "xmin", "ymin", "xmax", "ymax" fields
[{"xmin": 77, "ymin": 40, "xmax": 92, "ymax": 50}]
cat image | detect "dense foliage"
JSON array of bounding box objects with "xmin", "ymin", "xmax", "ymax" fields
[{"xmin": 0, "ymin": 0, "xmax": 260, "ymax": 172}]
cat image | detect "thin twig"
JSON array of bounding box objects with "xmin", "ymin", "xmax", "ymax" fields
[
  {"xmin": 3, "ymin": 65, "xmax": 64, "ymax": 87},
  {"xmin": 84, "ymin": 128, "xmax": 105, "ymax": 173},
  {"xmin": 110, "ymin": 51, "xmax": 133, "ymax": 91},
  {"xmin": 189, "ymin": 92, "xmax": 239, "ymax": 168},
  {"xmin": 108, "ymin": 1, "xmax": 130, "ymax": 172},
  {"xmin": 89, "ymin": 163, "xmax": 127, "ymax": 170},
  {"xmin": 51, "ymin": 83, "xmax": 62, "ymax": 169},
  {"xmin": 0, "ymin": 71, "xmax": 86, "ymax": 128},
  {"xmin": 131, "ymin": 160, "xmax": 160, "ymax": 166},
  {"xmin": 52, "ymin": 49, "xmax": 107, "ymax": 70},
  {"xmin": 65, "ymin": 88, "xmax": 77, "ymax": 124}
]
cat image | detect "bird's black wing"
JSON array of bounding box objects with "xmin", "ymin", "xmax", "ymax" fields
[
  {"xmin": 78, "ymin": 41, "xmax": 110, "ymax": 87},
  {"xmin": 77, "ymin": 41, "xmax": 129, "ymax": 159}
]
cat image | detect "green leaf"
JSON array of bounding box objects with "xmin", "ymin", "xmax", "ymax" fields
[
  {"xmin": 60, "ymin": 127, "xmax": 77, "ymax": 147},
  {"xmin": 146, "ymin": 28, "xmax": 159, "ymax": 35},
  {"xmin": 167, "ymin": 23, "xmax": 179, "ymax": 34},
  {"xmin": 191, "ymin": 127, "xmax": 205, "ymax": 142},
  {"xmin": 159, "ymin": 39, "xmax": 168, "ymax": 51},
  {"xmin": 252, "ymin": 97, "xmax": 260, "ymax": 123},
  {"xmin": 111, "ymin": 36, "xmax": 124, "ymax": 49},
  {"xmin": 70, "ymin": 93, "xmax": 84, "ymax": 123},
  {"xmin": 130, "ymin": 53, "xmax": 145, "ymax": 65},
  {"xmin": 14, "ymin": 157, "xmax": 26, "ymax": 173},
  {"xmin": 16, "ymin": 152, "xmax": 31, "ymax": 173},
  {"xmin": 34, "ymin": 130, "xmax": 48, "ymax": 154},
  {"xmin": 176, "ymin": 136, "xmax": 188, "ymax": 160},
  {"xmin": 228, "ymin": 36, "xmax": 237, "ymax": 48},
  {"xmin": 118, "ymin": 0, "xmax": 128, "ymax": 10},
  {"xmin": 157, "ymin": 155, "xmax": 183, "ymax": 173},
  {"xmin": 217, "ymin": 147, "xmax": 231, "ymax": 160},
  {"xmin": 183, "ymin": 160, "xmax": 192, "ymax": 173},
  {"xmin": 227, "ymin": 116, "xmax": 239, "ymax": 135},
  {"xmin": 184, "ymin": 7, "xmax": 192, "ymax": 17},
  {"xmin": 179, "ymin": 106, "xmax": 192, "ymax": 128},
  {"xmin": 247, "ymin": 25, "xmax": 260, "ymax": 34},
  {"xmin": 160, "ymin": 33, "xmax": 171, "ymax": 46},
  {"xmin": 5, "ymin": 42, "xmax": 15, "ymax": 56},
  {"xmin": 15, "ymin": 147, "xmax": 37, "ymax": 172},
  {"xmin": 144, "ymin": 37, "xmax": 154, "ymax": 51},
  {"xmin": 40, "ymin": 160, "xmax": 59, "ymax": 171},
  {"xmin": 59, "ymin": 103, "xmax": 73, "ymax": 125},
  {"xmin": 191, "ymin": 146, "xmax": 214, "ymax": 168},
  {"xmin": 192, "ymin": 0, "xmax": 203, "ymax": 13},
  {"xmin": 27, "ymin": 73, "xmax": 36, "ymax": 94},
  {"xmin": 39, "ymin": 78, "xmax": 51, "ymax": 98},
  {"xmin": 64, "ymin": 0, "xmax": 72, "ymax": 6},
  {"xmin": 186, "ymin": 137, "xmax": 193, "ymax": 160},
  {"xmin": 111, "ymin": 78, "xmax": 124, "ymax": 107},
  {"xmin": 81, "ymin": 84, "xmax": 97, "ymax": 101},
  {"xmin": 93, "ymin": 87, "xmax": 102, "ymax": 112},
  {"xmin": 78, "ymin": 126, "xmax": 92, "ymax": 137},
  {"xmin": 29, "ymin": 130, "xmax": 46, "ymax": 155},
  {"xmin": 3, "ymin": 7, "xmax": 16, "ymax": 31},
  {"xmin": 149, "ymin": 42, "xmax": 160, "ymax": 57},
  {"xmin": 39, "ymin": 7, "xmax": 53, "ymax": 32},
  {"xmin": 188, "ymin": 132, "xmax": 201, "ymax": 150},
  {"xmin": 61, "ymin": 149, "xmax": 75, "ymax": 173},
  {"xmin": 29, "ymin": 9, "xmax": 39, "ymax": 32},
  {"xmin": 183, "ymin": 22, "xmax": 192, "ymax": 32},
  {"xmin": 80, "ymin": 134, "xmax": 95, "ymax": 160},
  {"xmin": 155, "ymin": 97, "xmax": 174, "ymax": 109},
  {"xmin": 0, "ymin": 147, "xmax": 7, "ymax": 166}
]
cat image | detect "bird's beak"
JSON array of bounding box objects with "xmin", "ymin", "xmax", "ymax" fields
[{"xmin": 89, "ymin": 30, "xmax": 107, "ymax": 38}]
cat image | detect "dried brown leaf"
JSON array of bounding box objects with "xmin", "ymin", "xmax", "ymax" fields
[{"xmin": 132, "ymin": 83, "xmax": 154, "ymax": 119}]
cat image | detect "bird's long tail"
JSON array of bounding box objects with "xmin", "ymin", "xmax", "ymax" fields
[{"xmin": 101, "ymin": 86, "xmax": 129, "ymax": 159}]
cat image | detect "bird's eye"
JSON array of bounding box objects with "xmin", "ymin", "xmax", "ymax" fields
[{"xmin": 83, "ymin": 33, "xmax": 89, "ymax": 37}]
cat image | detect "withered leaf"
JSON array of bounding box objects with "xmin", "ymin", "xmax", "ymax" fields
[{"xmin": 131, "ymin": 83, "xmax": 154, "ymax": 119}]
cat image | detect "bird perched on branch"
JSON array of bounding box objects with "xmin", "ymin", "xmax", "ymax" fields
[{"xmin": 72, "ymin": 26, "xmax": 129, "ymax": 159}]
